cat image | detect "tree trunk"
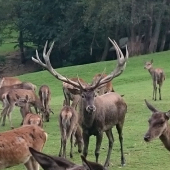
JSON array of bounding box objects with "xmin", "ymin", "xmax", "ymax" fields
[
  {"xmin": 100, "ymin": 37, "xmax": 110, "ymax": 61},
  {"xmin": 159, "ymin": 32, "xmax": 167, "ymax": 51},
  {"xmin": 18, "ymin": 30, "xmax": 26, "ymax": 64}
]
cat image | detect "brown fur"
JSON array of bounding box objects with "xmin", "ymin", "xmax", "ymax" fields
[
  {"xmin": 0, "ymin": 89, "xmax": 45, "ymax": 128},
  {"xmin": 144, "ymin": 100, "xmax": 170, "ymax": 151},
  {"xmin": 59, "ymin": 106, "xmax": 83, "ymax": 158},
  {"xmin": 92, "ymin": 74, "xmax": 114, "ymax": 95},
  {"xmin": 144, "ymin": 59, "xmax": 165, "ymax": 100},
  {"xmin": 0, "ymin": 125, "xmax": 47, "ymax": 170},
  {"xmin": 0, "ymin": 77, "xmax": 22, "ymax": 88},
  {"xmin": 39, "ymin": 85, "xmax": 51, "ymax": 121},
  {"xmin": 62, "ymin": 78, "xmax": 87, "ymax": 109}
]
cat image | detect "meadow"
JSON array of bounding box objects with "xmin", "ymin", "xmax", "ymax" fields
[{"xmin": 1, "ymin": 50, "xmax": 170, "ymax": 170}]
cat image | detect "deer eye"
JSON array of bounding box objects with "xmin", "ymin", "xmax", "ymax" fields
[{"xmin": 81, "ymin": 94, "xmax": 85, "ymax": 98}]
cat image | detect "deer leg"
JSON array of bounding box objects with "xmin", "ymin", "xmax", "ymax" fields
[
  {"xmin": 31, "ymin": 156, "xmax": 39, "ymax": 170},
  {"xmin": 104, "ymin": 129, "xmax": 113, "ymax": 167},
  {"xmin": 0, "ymin": 105, "xmax": 8, "ymax": 126},
  {"xmin": 62, "ymin": 129, "xmax": 67, "ymax": 158},
  {"xmin": 116, "ymin": 124, "xmax": 125, "ymax": 166},
  {"xmin": 70, "ymin": 132, "xmax": 75, "ymax": 158},
  {"xmin": 159, "ymin": 84, "xmax": 162, "ymax": 100},
  {"xmin": 59, "ymin": 138, "xmax": 63, "ymax": 157},
  {"xmin": 95, "ymin": 132, "xmax": 103, "ymax": 163},
  {"xmin": 153, "ymin": 82, "xmax": 157, "ymax": 101},
  {"xmin": 6, "ymin": 104, "xmax": 15, "ymax": 129},
  {"xmin": 83, "ymin": 131, "xmax": 90, "ymax": 158},
  {"xmin": 24, "ymin": 158, "xmax": 33, "ymax": 170}
]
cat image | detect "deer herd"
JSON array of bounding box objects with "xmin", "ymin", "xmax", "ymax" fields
[{"xmin": 0, "ymin": 37, "xmax": 168, "ymax": 170}]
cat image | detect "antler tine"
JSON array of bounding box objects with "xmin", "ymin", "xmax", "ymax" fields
[
  {"xmin": 32, "ymin": 41, "xmax": 82, "ymax": 89},
  {"xmin": 77, "ymin": 74, "xmax": 86, "ymax": 90},
  {"xmin": 91, "ymin": 38, "xmax": 128, "ymax": 88}
]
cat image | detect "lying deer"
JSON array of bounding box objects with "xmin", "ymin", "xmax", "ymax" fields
[
  {"xmin": 39, "ymin": 85, "xmax": 53, "ymax": 120},
  {"xmin": 91, "ymin": 73, "xmax": 114, "ymax": 95},
  {"xmin": 15, "ymin": 94, "xmax": 43, "ymax": 127},
  {"xmin": 63, "ymin": 78, "xmax": 87, "ymax": 109},
  {"xmin": 0, "ymin": 76, "xmax": 22, "ymax": 88},
  {"xmin": 144, "ymin": 59, "xmax": 165, "ymax": 100},
  {"xmin": 144, "ymin": 99, "xmax": 170, "ymax": 151},
  {"xmin": 32, "ymin": 37, "xmax": 128, "ymax": 167},
  {"xmin": 29, "ymin": 147, "xmax": 106, "ymax": 170},
  {"xmin": 59, "ymin": 105, "xmax": 83, "ymax": 158},
  {"xmin": 0, "ymin": 125, "xmax": 47, "ymax": 170},
  {"xmin": 0, "ymin": 89, "xmax": 46, "ymax": 128}
]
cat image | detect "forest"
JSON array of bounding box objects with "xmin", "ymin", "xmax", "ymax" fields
[{"xmin": 0, "ymin": 0, "xmax": 169, "ymax": 67}]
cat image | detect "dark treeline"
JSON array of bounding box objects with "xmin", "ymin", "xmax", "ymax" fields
[{"xmin": 0, "ymin": 0, "xmax": 170, "ymax": 67}]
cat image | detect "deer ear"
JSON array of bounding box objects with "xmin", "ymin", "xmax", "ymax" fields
[
  {"xmin": 25, "ymin": 95, "xmax": 29, "ymax": 102},
  {"xmin": 81, "ymin": 155, "xmax": 92, "ymax": 170},
  {"xmin": 144, "ymin": 99, "xmax": 158, "ymax": 113},
  {"xmin": 67, "ymin": 88, "xmax": 81, "ymax": 95},
  {"xmin": 165, "ymin": 111, "xmax": 170, "ymax": 119},
  {"xmin": 29, "ymin": 147, "xmax": 60, "ymax": 170}
]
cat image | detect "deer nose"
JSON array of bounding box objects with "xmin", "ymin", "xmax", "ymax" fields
[
  {"xmin": 144, "ymin": 135, "xmax": 150, "ymax": 142},
  {"xmin": 86, "ymin": 105, "xmax": 96, "ymax": 112}
]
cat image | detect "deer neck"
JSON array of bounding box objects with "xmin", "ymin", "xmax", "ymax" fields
[
  {"xmin": 159, "ymin": 124, "xmax": 170, "ymax": 151},
  {"xmin": 148, "ymin": 67, "xmax": 155, "ymax": 76}
]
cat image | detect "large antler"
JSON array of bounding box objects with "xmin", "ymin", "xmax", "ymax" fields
[
  {"xmin": 90, "ymin": 37, "xmax": 128, "ymax": 90},
  {"xmin": 32, "ymin": 41, "xmax": 85, "ymax": 90}
]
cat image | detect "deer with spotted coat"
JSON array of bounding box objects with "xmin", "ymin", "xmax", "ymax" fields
[{"xmin": 32, "ymin": 37, "xmax": 128, "ymax": 168}]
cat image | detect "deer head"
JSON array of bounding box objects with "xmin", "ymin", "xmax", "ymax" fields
[
  {"xmin": 32, "ymin": 38, "xmax": 128, "ymax": 114},
  {"xmin": 144, "ymin": 59, "xmax": 153, "ymax": 70},
  {"xmin": 144, "ymin": 99, "xmax": 170, "ymax": 142}
]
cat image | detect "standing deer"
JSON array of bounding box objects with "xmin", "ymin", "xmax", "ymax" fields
[
  {"xmin": 144, "ymin": 59, "xmax": 165, "ymax": 101},
  {"xmin": 59, "ymin": 105, "xmax": 83, "ymax": 158},
  {"xmin": 144, "ymin": 99, "xmax": 170, "ymax": 151},
  {"xmin": 32, "ymin": 37, "xmax": 128, "ymax": 167},
  {"xmin": 29, "ymin": 147, "xmax": 106, "ymax": 170},
  {"xmin": 0, "ymin": 125, "xmax": 47, "ymax": 170},
  {"xmin": 92, "ymin": 73, "xmax": 114, "ymax": 95},
  {"xmin": 0, "ymin": 89, "xmax": 46, "ymax": 128},
  {"xmin": 0, "ymin": 76, "xmax": 22, "ymax": 88},
  {"xmin": 39, "ymin": 85, "xmax": 52, "ymax": 121},
  {"xmin": 63, "ymin": 78, "xmax": 87, "ymax": 109},
  {"xmin": 15, "ymin": 94, "xmax": 43, "ymax": 127}
]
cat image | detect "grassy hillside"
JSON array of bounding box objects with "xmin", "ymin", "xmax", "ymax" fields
[{"xmin": 1, "ymin": 50, "xmax": 170, "ymax": 170}]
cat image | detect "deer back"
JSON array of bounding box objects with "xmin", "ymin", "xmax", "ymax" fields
[
  {"xmin": 0, "ymin": 125, "xmax": 47, "ymax": 169},
  {"xmin": 0, "ymin": 77, "xmax": 22, "ymax": 88}
]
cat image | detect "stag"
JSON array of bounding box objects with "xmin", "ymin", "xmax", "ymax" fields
[
  {"xmin": 0, "ymin": 125, "xmax": 47, "ymax": 170},
  {"xmin": 15, "ymin": 94, "xmax": 43, "ymax": 127},
  {"xmin": 59, "ymin": 105, "xmax": 83, "ymax": 158},
  {"xmin": 144, "ymin": 99, "xmax": 170, "ymax": 151},
  {"xmin": 144, "ymin": 59, "xmax": 165, "ymax": 101},
  {"xmin": 32, "ymin": 37, "xmax": 128, "ymax": 167},
  {"xmin": 0, "ymin": 89, "xmax": 46, "ymax": 128},
  {"xmin": 63, "ymin": 78, "xmax": 87, "ymax": 109},
  {"xmin": 91, "ymin": 73, "xmax": 114, "ymax": 95},
  {"xmin": 29, "ymin": 147, "xmax": 106, "ymax": 170}
]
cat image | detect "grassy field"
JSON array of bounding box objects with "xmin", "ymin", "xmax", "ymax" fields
[{"xmin": 1, "ymin": 50, "xmax": 170, "ymax": 170}]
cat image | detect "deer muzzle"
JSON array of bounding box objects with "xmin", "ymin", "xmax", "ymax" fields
[
  {"xmin": 86, "ymin": 105, "xmax": 96, "ymax": 113},
  {"xmin": 144, "ymin": 134, "xmax": 151, "ymax": 142}
]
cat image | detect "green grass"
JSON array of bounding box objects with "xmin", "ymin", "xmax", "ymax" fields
[
  {"xmin": 0, "ymin": 42, "xmax": 18, "ymax": 55},
  {"xmin": 1, "ymin": 50, "xmax": 170, "ymax": 170}
]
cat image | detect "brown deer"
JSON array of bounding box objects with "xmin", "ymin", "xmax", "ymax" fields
[
  {"xmin": 29, "ymin": 147, "xmax": 106, "ymax": 170},
  {"xmin": 63, "ymin": 78, "xmax": 87, "ymax": 109},
  {"xmin": 144, "ymin": 99, "xmax": 170, "ymax": 151},
  {"xmin": 92, "ymin": 73, "xmax": 114, "ymax": 95},
  {"xmin": 0, "ymin": 76, "xmax": 22, "ymax": 88},
  {"xmin": 15, "ymin": 94, "xmax": 43, "ymax": 127},
  {"xmin": 32, "ymin": 37, "xmax": 128, "ymax": 167},
  {"xmin": 0, "ymin": 89, "xmax": 46, "ymax": 128},
  {"xmin": 59, "ymin": 105, "xmax": 83, "ymax": 158},
  {"xmin": 144, "ymin": 59, "xmax": 165, "ymax": 101},
  {"xmin": 0, "ymin": 125, "xmax": 47, "ymax": 170},
  {"xmin": 39, "ymin": 85, "xmax": 53, "ymax": 119}
]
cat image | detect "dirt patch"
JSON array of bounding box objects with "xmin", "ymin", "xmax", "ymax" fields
[{"xmin": 0, "ymin": 51, "xmax": 41, "ymax": 76}]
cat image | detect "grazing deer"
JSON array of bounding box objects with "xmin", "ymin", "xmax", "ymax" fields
[
  {"xmin": 144, "ymin": 99, "xmax": 170, "ymax": 151},
  {"xmin": 92, "ymin": 73, "xmax": 114, "ymax": 95},
  {"xmin": 32, "ymin": 37, "xmax": 128, "ymax": 167},
  {"xmin": 144, "ymin": 59, "xmax": 165, "ymax": 101},
  {"xmin": 39, "ymin": 85, "xmax": 53, "ymax": 120},
  {"xmin": 15, "ymin": 94, "xmax": 43, "ymax": 127},
  {"xmin": 63, "ymin": 78, "xmax": 87, "ymax": 109},
  {"xmin": 0, "ymin": 125, "xmax": 47, "ymax": 170},
  {"xmin": 0, "ymin": 89, "xmax": 46, "ymax": 128},
  {"xmin": 0, "ymin": 76, "xmax": 22, "ymax": 88},
  {"xmin": 59, "ymin": 105, "xmax": 83, "ymax": 158},
  {"xmin": 29, "ymin": 147, "xmax": 106, "ymax": 170}
]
